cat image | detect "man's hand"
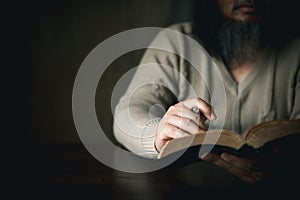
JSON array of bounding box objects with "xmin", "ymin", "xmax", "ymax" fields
[
  {"xmin": 201, "ymin": 153, "xmax": 265, "ymax": 184},
  {"xmin": 201, "ymin": 144, "xmax": 288, "ymax": 184},
  {"xmin": 154, "ymin": 98, "xmax": 216, "ymax": 152}
]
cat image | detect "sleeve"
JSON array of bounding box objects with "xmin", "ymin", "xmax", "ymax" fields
[
  {"xmin": 290, "ymin": 64, "xmax": 300, "ymax": 119},
  {"xmin": 113, "ymin": 47, "xmax": 185, "ymax": 158}
]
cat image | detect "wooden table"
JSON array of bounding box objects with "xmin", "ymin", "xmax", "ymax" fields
[{"xmin": 23, "ymin": 143, "xmax": 298, "ymax": 200}]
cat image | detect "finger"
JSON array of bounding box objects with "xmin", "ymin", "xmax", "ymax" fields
[
  {"xmin": 202, "ymin": 153, "xmax": 233, "ymax": 169},
  {"xmin": 167, "ymin": 104, "xmax": 207, "ymax": 129},
  {"xmin": 155, "ymin": 124, "xmax": 190, "ymax": 151},
  {"xmin": 225, "ymin": 163, "xmax": 264, "ymax": 183},
  {"xmin": 167, "ymin": 114, "xmax": 208, "ymax": 133},
  {"xmin": 236, "ymin": 172, "xmax": 264, "ymax": 184},
  {"xmin": 160, "ymin": 123, "xmax": 190, "ymax": 139},
  {"xmin": 232, "ymin": 171, "xmax": 264, "ymax": 184},
  {"xmin": 203, "ymin": 153, "xmax": 264, "ymax": 184},
  {"xmin": 182, "ymin": 98, "xmax": 217, "ymax": 120},
  {"xmin": 183, "ymin": 104, "xmax": 208, "ymax": 129},
  {"xmin": 221, "ymin": 153, "xmax": 252, "ymax": 170}
]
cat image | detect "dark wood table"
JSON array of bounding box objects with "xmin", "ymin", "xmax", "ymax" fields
[
  {"xmin": 21, "ymin": 143, "xmax": 298, "ymax": 200},
  {"xmin": 24, "ymin": 143, "xmax": 180, "ymax": 200}
]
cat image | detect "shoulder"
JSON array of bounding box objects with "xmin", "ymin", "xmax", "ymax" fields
[
  {"xmin": 165, "ymin": 22, "xmax": 194, "ymax": 36},
  {"xmin": 277, "ymin": 36, "xmax": 300, "ymax": 70},
  {"xmin": 148, "ymin": 21, "xmax": 205, "ymax": 53},
  {"xmin": 286, "ymin": 36, "xmax": 300, "ymax": 51},
  {"xmin": 155, "ymin": 21, "xmax": 204, "ymax": 50},
  {"xmin": 274, "ymin": 36, "xmax": 300, "ymax": 79}
]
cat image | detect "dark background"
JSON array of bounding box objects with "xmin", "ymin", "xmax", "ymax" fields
[
  {"xmin": 4, "ymin": 0, "xmax": 192, "ymax": 198},
  {"xmin": 18, "ymin": 0, "xmax": 192, "ymax": 146}
]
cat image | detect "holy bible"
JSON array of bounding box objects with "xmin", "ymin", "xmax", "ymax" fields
[{"xmin": 157, "ymin": 119, "xmax": 300, "ymax": 161}]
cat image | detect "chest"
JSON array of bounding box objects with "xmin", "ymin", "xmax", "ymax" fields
[{"xmin": 230, "ymin": 62, "xmax": 255, "ymax": 84}]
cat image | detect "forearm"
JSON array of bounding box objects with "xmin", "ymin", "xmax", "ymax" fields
[
  {"xmin": 113, "ymin": 109, "xmax": 160, "ymax": 158},
  {"xmin": 113, "ymin": 83, "xmax": 177, "ymax": 158}
]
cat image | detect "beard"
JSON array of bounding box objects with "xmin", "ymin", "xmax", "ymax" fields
[
  {"xmin": 217, "ymin": 20, "xmax": 262, "ymax": 69},
  {"xmin": 192, "ymin": 0, "xmax": 299, "ymax": 69}
]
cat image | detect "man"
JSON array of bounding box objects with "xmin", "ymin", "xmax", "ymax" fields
[{"xmin": 113, "ymin": 0, "xmax": 300, "ymax": 187}]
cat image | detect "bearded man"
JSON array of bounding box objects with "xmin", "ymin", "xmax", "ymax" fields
[{"xmin": 113, "ymin": 0, "xmax": 300, "ymax": 189}]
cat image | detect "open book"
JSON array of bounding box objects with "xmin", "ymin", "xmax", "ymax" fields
[{"xmin": 157, "ymin": 119, "xmax": 300, "ymax": 160}]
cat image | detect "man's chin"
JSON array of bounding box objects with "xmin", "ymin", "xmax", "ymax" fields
[{"xmin": 217, "ymin": 20, "xmax": 262, "ymax": 69}]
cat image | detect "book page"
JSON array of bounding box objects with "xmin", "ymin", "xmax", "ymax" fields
[
  {"xmin": 245, "ymin": 119, "xmax": 300, "ymax": 148},
  {"xmin": 158, "ymin": 130, "xmax": 245, "ymax": 159}
]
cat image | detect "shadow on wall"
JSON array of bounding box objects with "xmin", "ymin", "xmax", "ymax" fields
[{"xmin": 24, "ymin": 0, "xmax": 193, "ymax": 145}]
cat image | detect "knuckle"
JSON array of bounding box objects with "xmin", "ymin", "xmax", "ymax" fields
[
  {"xmin": 164, "ymin": 123, "xmax": 173, "ymax": 130},
  {"xmin": 227, "ymin": 166, "xmax": 236, "ymax": 174},
  {"xmin": 215, "ymin": 159, "xmax": 224, "ymax": 167},
  {"xmin": 182, "ymin": 118, "xmax": 192, "ymax": 127},
  {"xmin": 175, "ymin": 103, "xmax": 185, "ymax": 111},
  {"xmin": 166, "ymin": 124, "xmax": 179, "ymax": 133},
  {"xmin": 162, "ymin": 125, "xmax": 176, "ymax": 138},
  {"xmin": 168, "ymin": 105, "xmax": 176, "ymax": 113},
  {"xmin": 194, "ymin": 115, "xmax": 201, "ymax": 122},
  {"xmin": 174, "ymin": 102, "xmax": 182, "ymax": 108},
  {"xmin": 174, "ymin": 130, "xmax": 184, "ymax": 138},
  {"xmin": 196, "ymin": 99, "xmax": 211, "ymax": 113},
  {"xmin": 172, "ymin": 126, "xmax": 179, "ymax": 132},
  {"xmin": 195, "ymin": 97, "xmax": 203, "ymax": 102}
]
